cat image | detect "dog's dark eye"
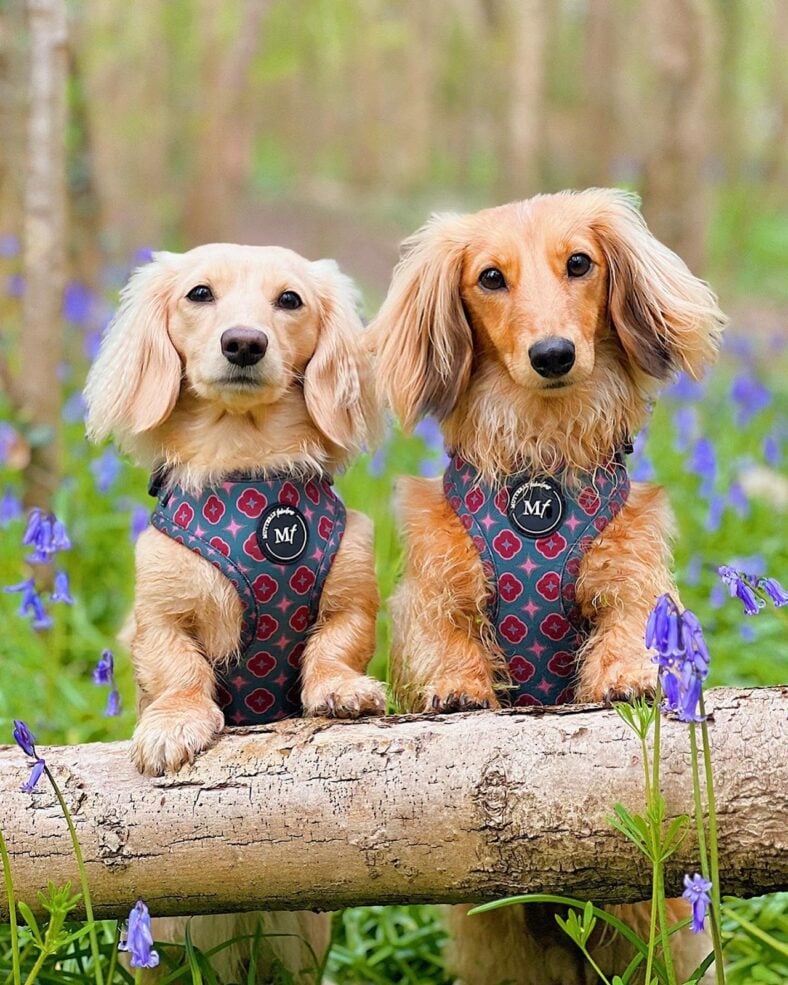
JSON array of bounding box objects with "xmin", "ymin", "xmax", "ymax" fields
[
  {"xmin": 478, "ymin": 268, "xmax": 507, "ymax": 291},
  {"xmin": 186, "ymin": 285, "xmax": 214, "ymax": 303},
  {"xmin": 566, "ymin": 253, "xmax": 592, "ymax": 278},
  {"xmin": 277, "ymin": 290, "xmax": 303, "ymax": 310}
]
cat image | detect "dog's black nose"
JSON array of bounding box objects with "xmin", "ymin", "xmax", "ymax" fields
[
  {"xmin": 528, "ymin": 338, "xmax": 576, "ymax": 379},
  {"xmin": 220, "ymin": 327, "xmax": 268, "ymax": 367}
]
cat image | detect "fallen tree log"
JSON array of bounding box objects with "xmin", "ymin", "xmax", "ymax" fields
[{"xmin": 0, "ymin": 686, "xmax": 785, "ymax": 918}]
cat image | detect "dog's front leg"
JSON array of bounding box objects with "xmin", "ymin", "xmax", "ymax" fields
[
  {"xmin": 300, "ymin": 509, "xmax": 387, "ymax": 718},
  {"xmin": 575, "ymin": 483, "xmax": 677, "ymax": 703},
  {"xmin": 129, "ymin": 528, "xmax": 240, "ymax": 776},
  {"xmin": 391, "ymin": 477, "xmax": 500, "ymax": 713}
]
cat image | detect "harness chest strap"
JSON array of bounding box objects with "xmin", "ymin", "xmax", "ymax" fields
[
  {"xmin": 149, "ymin": 472, "xmax": 346, "ymax": 725},
  {"xmin": 443, "ymin": 453, "xmax": 631, "ymax": 706}
]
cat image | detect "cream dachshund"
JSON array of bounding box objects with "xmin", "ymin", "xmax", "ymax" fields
[
  {"xmin": 372, "ymin": 189, "xmax": 725, "ymax": 984},
  {"xmin": 85, "ymin": 243, "xmax": 386, "ymax": 982}
]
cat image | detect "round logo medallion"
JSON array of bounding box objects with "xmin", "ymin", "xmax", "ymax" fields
[
  {"xmin": 508, "ymin": 477, "xmax": 564, "ymax": 538},
  {"xmin": 257, "ymin": 504, "xmax": 309, "ymax": 563}
]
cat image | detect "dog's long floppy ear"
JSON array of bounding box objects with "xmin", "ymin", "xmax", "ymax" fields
[
  {"xmin": 304, "ymin": 259, "xmax": 378, "ymax": 455},
  {"xmin": 590, "ymin": 189, "xmax": 726, "ymax": 381},
  {"xmin": 370, "ymin": 213, "xmax": 473, "ymax": 431},
  {"xmin": 84, "ymin": 254, "xmax": 182, "ymax": 444}
]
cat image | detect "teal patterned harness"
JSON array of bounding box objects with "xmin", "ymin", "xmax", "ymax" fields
[
  {"xmin": 150, "ymin": 471, "xmax": 345, "ymax": 724},
  {"xmin": 443, "ymin": 453, "xmax": 630, "ymax": 705}
]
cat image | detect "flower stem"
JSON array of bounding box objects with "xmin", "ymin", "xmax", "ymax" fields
[
  {"xmin": 644, "ymin": 862, "xmax": 659, "ymax": 985},
  {"xmin": 651, "ymin": 706, "xmax": 678, "ymax": 985},
  {"xmin": 699, "ymin": 694, "xmax": 726, "ymax": 984},
  {"xmin": 105, "ymin": 921, "xmax": 120, "ymax": 984},
  {"xmin": 21, "ymin": 949, "xmax": 48, "ymax": 985},
  {"xmin": 0, "ymin": 828, "xmax": 21, "ymax": 985},
  {"xmin": 640, "ymin": 713, "xmax": 657, "ymax": 985},
  {"xmin": 44, "ymin": 765, "xmax": 105, "ymax": 985},
  {"xmin": 688, "ymin": 723, "xmax": 710, "ymax": 880}
]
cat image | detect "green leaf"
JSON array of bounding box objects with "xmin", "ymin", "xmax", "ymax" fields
[
  {"xmin": 660, "ymin": 814, "xmax": 690, "ymax": 860},
  {"xmin": 17, "ymin": 901, "xmax": 43, "ymax": 947}
]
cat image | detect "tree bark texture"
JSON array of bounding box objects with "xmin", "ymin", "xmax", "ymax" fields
[
  {"xmin": 18, "ymin": 0, "xmax": 67, "ymax": 509},
  {"xmin": 0, "ymin": 687, "xmax": 784, "ymax": 919}
]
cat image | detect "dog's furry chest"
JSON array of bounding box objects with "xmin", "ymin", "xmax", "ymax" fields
[
  {"xmin": 443, "ymin": 453, "xmax": 630, "ymax": 705},
  {"xmin": 150, "ymin": 472, "xmax": 346, "ymax": 724}
]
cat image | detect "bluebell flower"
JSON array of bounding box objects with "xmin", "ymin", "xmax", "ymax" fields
[
  {"xmin": 13, "ymin": 719, "xmax": 37, "ymax": 758},
  {"xmin": 646, "ymin": 595, "xmax": 710, "ymax": 721},
  {"xmin": 704, "ymin": 493, "xmax": 725, "ymax": 533},
  {"xmin": 730, "ymin": 373, "xmax": 771, "ymax": 427},
  {"xmin": 51, "ymin": 570, "xmax": 74, "ymax": 605},
  {"xmin": 13, "ymin": 720, "xmax": 46, "ymax": 792},
  {"xmin": 0, "ymin": 233, "xmax": 20, "ymax": 258},
  {"xmin": 631, "ymin": 455, "xmax": 656, "ymax": 482},
  {"xmin": 682, "ymin": 873, "xmax": 712, "ymax": 933},
  {"xmin": 93, "ymin": 649, "xmax": 114, "ymax": 686},
  {"xmin": 20, "ymin": 758, "xmax": 46, "ymax": 793},
  {"xmin": 62, "ymin": 281, "xmax": 94, "ymax": 325},
  {"xmin": 0, "ymin": 422, "xmax": 17, "ymax": 464},
  {"xmin": 689, "ymin": 438, "xmax": 716, "ymax": 497},
  {"xmin": 709, "ymin": 582, "xmax": 726, "ymax": 609},
  {"xmin": 90, "ymin": 447, "xmax": 121, "ymax": 493},
  {"xmin": 718, "ymin": 566, "xmax": 763, "ymax": 616},
  {"xmin": 84, "ymin": 330, "xmax": 102, "ymax": 361},
  {"xmin": 6, "ymin": 273, "xmax": 24, "ymax": 298},
  {"xmin": 130, "ymin": 506, "xmax": 149, "ymax": 543},
  {"xmin": 62, "ymin": 391, "xmax": 87, "ymax": 424},
  {"xmin": 684, "ymin": 555, "xmax": 702, "ymax": 587},
  {"xmin": 628, "ymin": 430, "xmax": 657, "ymax": 481},
  {"xmin": 763, "ymin": 432, "xmax": 781, "ymax": 468},
  {"xmin": 0, "ymin": 489, "xmax": 23, "ymax": 527},
  {"xmin": 665, "ymin": 373, "xmax": 705, "ymax": 402},
  {"xmin": 134, "ymin": 247, "xmax": 155, "ymax": 265},
  {"xmin": 758, "ymin": 577, "xmax": 788, "ymax": 607},
  {"xmin": 672, "ymin": 405, "xmax": 698, "ymax": 453},
  {"xmin": 367, "ymin": 447, "xmax": 387, "ymax": 478},
  {"xmin": 727, "ymin": 481, "xmax": 749, "ymax": 519},
  {"xmin": 740, "ymin": 623, "xmax": 756, "ymax": 642},
  {"xmin": 22, "ymin": 509, "xmax": 71, "ymax": 563},
  {"xmin": 4, "ymin": 577, "xmax": 52, "ymax": 629},
  {"xmin": 414, "ymin": 416, "xmax": 444, "ymax": 455},
  {"xmin": 93, "ymin": 650, "xmax": 121, "ymax": 716},
  {"xmin": 119, "ymin": 901, "xmax": 159, "ymax": 969}
]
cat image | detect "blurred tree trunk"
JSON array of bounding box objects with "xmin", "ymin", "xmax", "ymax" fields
[
  {"xmin": 182, "ymin": 0, "xmax": 270, "ymax": 245},
  {"xmin": 641, "ymin": 0, "xmax": 716, "ymax": 274},
  {"xmin": 717, "ymin": 0, "xmax": 742, "ymax": 185},
  {"xmin": 505, "ymin": 0, "xmax": 547, "ymax": 198},
  {"xmin": 579, "ymin": 0, "xmax": 617, "ymax": 187},
  {"xmin": 19, "ymin": 0, "xmax": 68, "ymax": 509},
  {"xmin": 77, "ymin": 0, "xmax": 181, "ymax": 256},
  {"xmin": 0, "ymin": 2, "xmax": 27, "ymax": 251},
  {"xmin": 764, "ymin": 0, "xmax": 787, "ymax": 189}
]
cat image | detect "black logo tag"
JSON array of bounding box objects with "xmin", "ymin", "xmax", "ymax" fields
[
  {"xmin": 508, "ymin": 477, "xmax": 564, "ymax": 538},
  {"xmin": 257, "ymin": 504, "xmax": 309, "ymax": 563}
]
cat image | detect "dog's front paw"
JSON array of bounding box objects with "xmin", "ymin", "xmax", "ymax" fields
[
  {"xmin": 131, "ymin": 697, "xmax": 225, "ymax": 776},
  {"xmin": 423, "ymin": 679, "xmax": 498, "ymax": 714},
  {"xmin": 579, "ymin": 655, "xmax": 658, "ymax": 705},
  {"xmin": 302, "ymin": 673, "xmax": 386, "ymax": 719}
]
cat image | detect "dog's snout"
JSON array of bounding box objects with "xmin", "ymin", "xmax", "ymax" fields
[
  {"xmin": 528, "ymin": 337, "xmax": 576, "ymax": 379},
  {"xmin": 220, "ymin": 327, "xmax": 269, "ymax": 367}
]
